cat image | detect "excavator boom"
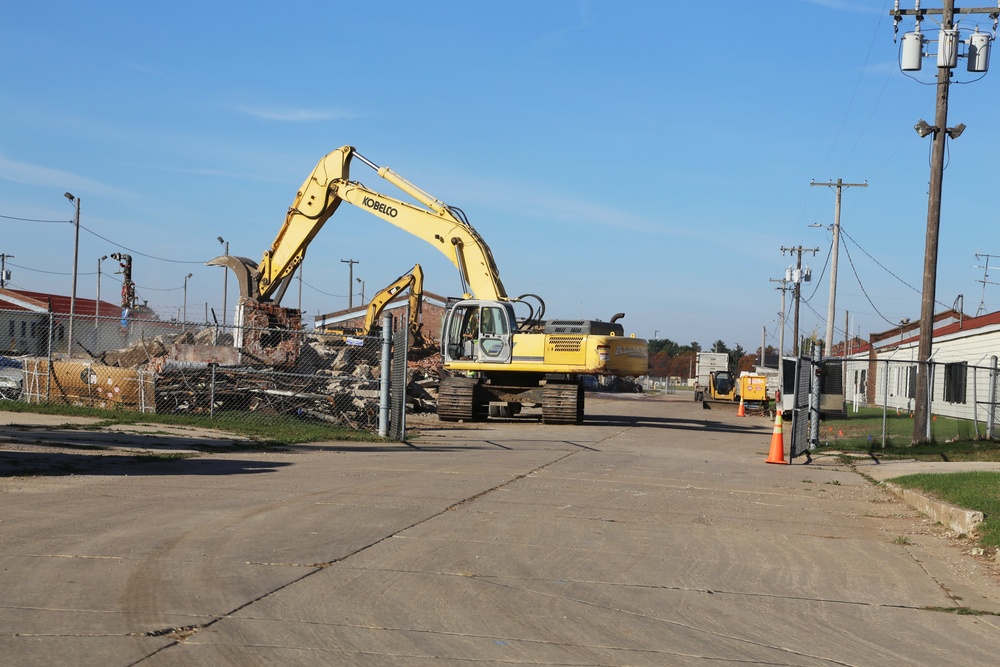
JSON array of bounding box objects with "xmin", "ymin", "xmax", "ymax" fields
[{"xmin": 209, "ymin": 146, "xmax": 506, "ymax": 305}]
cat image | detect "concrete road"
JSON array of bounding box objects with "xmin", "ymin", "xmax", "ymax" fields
[{"xmin": 1, "ymin": 395, "xmax": 999, "ymax": 666}]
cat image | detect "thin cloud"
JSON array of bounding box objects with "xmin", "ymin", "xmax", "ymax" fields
[
  {"xmin": 0, "ymin": 154, "xmax": 128, "ymax": 198},
  {"xmin": 236, "ymin": 105, "xmax": 358, "ymax": 122},
  {"xmin": 532, "ymin": 0, "xmax": 594, "ymax": 46}
]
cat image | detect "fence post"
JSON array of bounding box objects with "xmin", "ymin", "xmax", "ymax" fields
[
  {"xmin": 210, "ymin": 363, "xmax": 217, "ymax": 419},
  {"xmin": 881, "ymin": 359, "xmax": 889, "ymax": 448},
  {"xmin": 989, "ymin": 356, "xmax": 998, "ymax": 440},
  {"xmin": 378, "ymin": 312, "xmax": 392, "ymax": 438},
  {"xmin": 809, "ymin": 343, "xmax": 823, "ymax": 449},
  {"xmin": 46, "ymin": 312, "xmax": 54, "ymax": 402},
  {"xmin": 972, "ymin": 364, "xmax": 981, "ymax": 440}
]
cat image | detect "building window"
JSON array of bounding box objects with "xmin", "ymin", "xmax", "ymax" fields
[
  {"xmin": 906, "ymin": 365, "xmax": 917, "ymax": 399},
  {"xmin": 7, "ymin": 321, "xmax": 12, "ymax": 337},
  {"xmin": 21, "ymin": 321, "xmax": 26, "ymax": 337},
  {"xmin": 944, "ymin": 362, "xmax": 967, "ymax": 404}
]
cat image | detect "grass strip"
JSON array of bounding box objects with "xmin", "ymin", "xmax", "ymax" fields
[{"xmin": 890, "ymin": 471, "xmax": 1000, "ymax": 547}]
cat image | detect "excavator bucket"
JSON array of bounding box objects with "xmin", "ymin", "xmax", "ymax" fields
[{"xmin": 206, "ymin": 254, "xmax": 261, "ymax": 301}]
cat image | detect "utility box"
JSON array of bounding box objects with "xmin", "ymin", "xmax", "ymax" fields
[
  {"xmin": 968, "ymin": 31, "xmax": 992, "ymax": 72},
  {"xmin": 902, "ymin": 31, "xmax": 924, "ymax": 71},
  {"xmin": 740, "ymin": 375, "xmax": 767, "ymax": 402}
]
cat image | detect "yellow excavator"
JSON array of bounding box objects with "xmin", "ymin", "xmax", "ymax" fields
[
  {"xmin": 321, "ymin": 264, "xmax": 427, "ymax": 346},
  {"xmin": 209, "ymin": 146, "xmax": 647, "ymax": 423}
]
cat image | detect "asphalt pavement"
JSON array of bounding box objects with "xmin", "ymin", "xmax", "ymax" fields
[{"xmin": 1, "ymin": 395, "xmax": 999, "ymax": 666}]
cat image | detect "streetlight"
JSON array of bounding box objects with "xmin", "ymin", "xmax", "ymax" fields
[
  {"xmin": 63, "ymin": 192, "xmax": 80, "ymax": 357},
  {"xmin": 183, "ymin": 273, "xmax": 193, "ymax": 323},
  {"xmin": 356, "ymin": 277, "xmax": 365, "ymax": 305},
  {"xmin": 217, "ymin": 236, "xmax": 228, "ymax": 326},
  {"xmin": 341, "ymin": 258, "xmax": 358, "ymax": 309},
  {"xmin": 96, "ymin": 255, "xmax": 107, "ymax": 334}
]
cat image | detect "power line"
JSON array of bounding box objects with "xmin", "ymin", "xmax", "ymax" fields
[
  {"xmin": 0, "ymin": 214, "xmax": 71, "ymax": 224},
  {"xmin": 79, "ymin": 224, "xmax": 207, "ymax": 265}
]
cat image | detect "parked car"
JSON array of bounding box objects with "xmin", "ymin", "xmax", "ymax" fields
[{"xmin": 580, "ymin": 375, "xmax": 600, "ymax": 391}]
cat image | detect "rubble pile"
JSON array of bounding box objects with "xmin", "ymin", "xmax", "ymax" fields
[
  {"xmin": 88, "ymin": 327, "xmax": 441, "ymax": 425},
  {"xmin": 406, "ymin": 337, "xmax": 445, "ymax": 413}
]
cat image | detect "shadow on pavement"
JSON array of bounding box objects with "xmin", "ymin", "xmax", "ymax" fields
[{"xmin": 0, "ymin": 450, "xmax": 291, "ymax": 477}]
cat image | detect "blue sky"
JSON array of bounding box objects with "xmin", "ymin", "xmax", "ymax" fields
[{"xmin": 1, "ymin": 1, "xmax": 997, "ymax": 354}]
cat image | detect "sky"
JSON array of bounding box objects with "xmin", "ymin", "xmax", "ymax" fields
[{"xmin": 1, "ymin": 1, "xmax": 998, "ymax": 355}]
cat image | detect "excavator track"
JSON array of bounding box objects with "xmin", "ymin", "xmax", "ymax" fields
[
  {"xmin": 437, "ymin": 377, "xmax": 481, "ymax": 422},
  {"xmin": 541, "ymin": 383, "xmax": 583, "ymax": 425}
]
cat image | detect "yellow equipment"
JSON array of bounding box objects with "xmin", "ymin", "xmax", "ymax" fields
[
  {"xmin": 708, "ymin": 370, "xmax": 738, "ymax": 402},
  {"xmin": 322, "ymin": 264, "xmax": 427, "ymax": 346},
  {"xmin": 209, "ymin": 146, "xmax": 648, "ymax": 424}
]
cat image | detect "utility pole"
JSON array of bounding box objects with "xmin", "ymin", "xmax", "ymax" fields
[
  {"xmin": 64, "ymin": 193, "xmax": 81, "ymax": 358},
  {"xmin": 341, "ymin": 258, "xmax": 359, "ymax": 309},
  {"xmin": 780, "ymin": 245, "xmax": 819, "ymax": 356},
  {"xmin": 890, "ymin": 1, "xmax": 996, "ymax": 442},
  {"xmin": 811, "ymin": 179, "xmax": 867, "ymax": 356},
  {"xmin": 770, "ymin": 277, "xmax": 791, "ymax": 384},
  {"xmin": 0, "ymin": 253, "xmax": 13, "ymax": 288}
]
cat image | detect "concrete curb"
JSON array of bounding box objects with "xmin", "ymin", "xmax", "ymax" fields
[{"xmin": 882, "ymin": 481, "xmax": 984, "ymax": 536}]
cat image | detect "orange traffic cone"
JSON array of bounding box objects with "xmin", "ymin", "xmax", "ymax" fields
[
  {"xmin": 736, "ymin": 396, "xmax": 745, "ymax": 417},
  {"xmin": 765, "ymin": 410, "xmax": 787, "ymax": 465}
]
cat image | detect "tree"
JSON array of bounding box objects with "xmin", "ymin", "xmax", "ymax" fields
[
  {"xmin": 689, "ymin": 341, "xmax": 701, "ymax": 352},
  {"xmin": 711, "ymin": 340, "xmax": 729, "ymax": 353}
]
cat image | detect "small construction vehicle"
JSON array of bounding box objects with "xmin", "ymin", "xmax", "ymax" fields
[
  {"xmin": 209, "ymin": 146, "xmax": 647, "ymax": 423},
  {"xmin": 692, "ymin": 352, "xmax": 738, "ymax": 403}
]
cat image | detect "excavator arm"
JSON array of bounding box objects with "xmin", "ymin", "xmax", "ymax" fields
[
  {"xmin": 359, "ymin": 264, "xmax": 425, "ymax": 343},
  {"xmin": 209, "ymin": 146, "xmax": 507, "ymax": 304}
]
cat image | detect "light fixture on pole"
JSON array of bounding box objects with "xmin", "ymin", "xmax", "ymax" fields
[
  {"xmin": 356, "ymin": 277, "xmax": 365, "ymax": 305},
  {"xmin": 96, "ymin": 255, "xmax": 107, "ymax": 333},
  {"xmin": 217, "ymin": 236, "xmax": 229, "ymax": 326},
  {"xmin": 63, "ymin": 192, "xmax": 80, "ymax": 357},
  {"xmin": 341, "ymin": 258, "xmax": 359, "ymax": 309},
  {"xmin": 183, "ymin": 273, "xmax": 193, "ymax": 323}
]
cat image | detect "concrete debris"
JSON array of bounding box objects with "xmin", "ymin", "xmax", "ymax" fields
[{"xmin": 84, "ymin": 327, "xmax": 444, "ymax": 424}]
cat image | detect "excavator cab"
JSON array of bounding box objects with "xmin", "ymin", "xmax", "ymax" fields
[{"xmin": 443, "ymin": 300, "xmax": 514, "ymax": 365}]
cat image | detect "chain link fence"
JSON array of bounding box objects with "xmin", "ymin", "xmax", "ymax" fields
[
  {"xmin": 0, "ymin": 308, "xmax": 408, "ymax": 439},
  {"xmin": 814, "ymin": 356, "xmax": 1000, "ymax": 448}
]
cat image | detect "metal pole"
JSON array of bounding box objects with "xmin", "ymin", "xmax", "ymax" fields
[
  {"xmin": 809, "ymin": 341, "xmax": 823, "ymax": 449},
  {"xmin": 45, "ymin": 312, "xmax": 54, "ymax": 402},
  {"xmin": 64, "ymin": 193, "xmax": 80, "ymax": 357},
  {"xmin": 210, "ymin": 363, "xmax": 217, "ymax": 419},
  {"xmin": 988, "ymin": 355, "xmax": 998, "ymax": 440},
  {"xmin": 218, "ymin": 238, "xmax": 229, "ymax": 327},
  {"xmin": 881, "ymin": 359, "xmax": 889, "ymax": 448},
  {"xmin": 96, "ymin": 255, "xmax": 106, "ymax": 334},
  {"xmin": 378, "ymin": 312, "xmax": 392, "ymax": 437},
  {"xmin": 183, "ymin": 273, "xmax": 192, "ymax": 323},
  {"xmin": 341, "ymin": 258, "xmax": 359, "ymax": 310}
]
